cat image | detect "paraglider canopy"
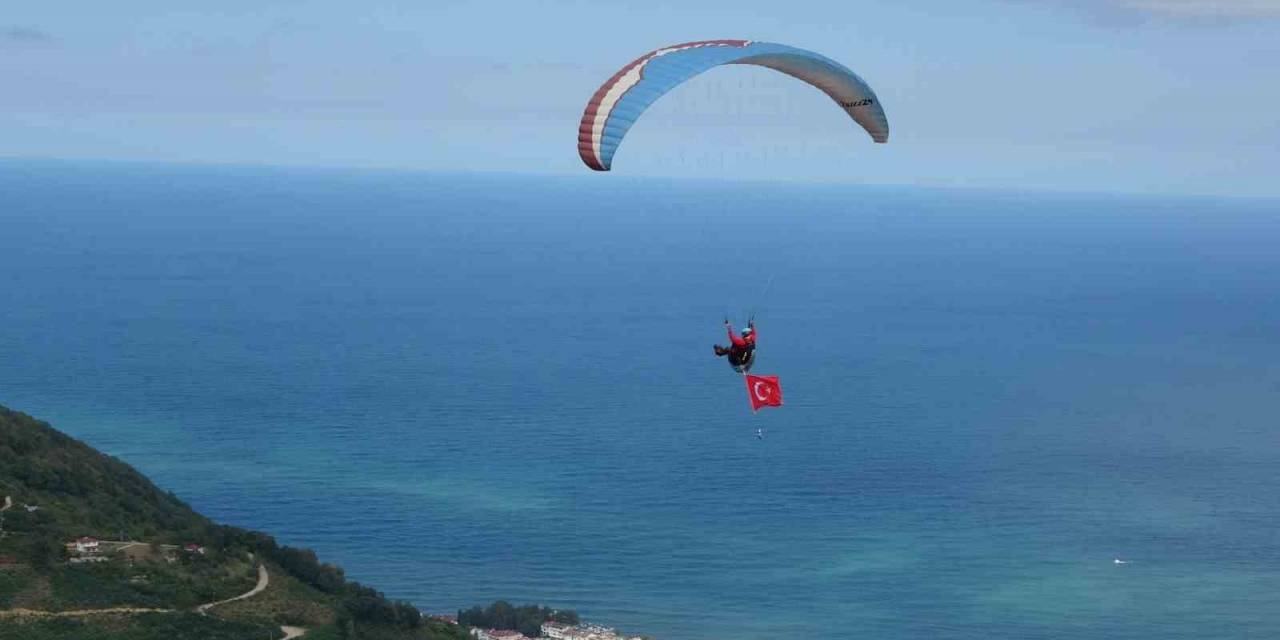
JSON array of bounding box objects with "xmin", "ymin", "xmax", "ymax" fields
[{"xmin": 579, "ymin": 39, "xmax": 889, "ymax": 171}]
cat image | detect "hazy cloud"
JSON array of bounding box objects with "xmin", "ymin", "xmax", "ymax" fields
[
  {"xmin": 1036, "ymin": 0, "xmax": 1280, "ymax": 24},
  {"xmin": 1, "ymin": 26, "xmax": 53, "ymax": 43},
  {"xmin": 1121, "ymin": 0, "xmax": 1280, "ymax": 19}
]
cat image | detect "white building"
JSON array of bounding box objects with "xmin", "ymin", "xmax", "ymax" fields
[
  {"xmin": 540, "ymin": 622, "xmax": 637, "ymax": 640},
  {"xmin": 541, "ymin": 622, "xmax": 574, "ymax": 639},
  {"xmin": 472, "ymin": 629, "xmax": 529, "ymax": 640},
  {"xmin": 73, "ymin": 537, "xmax": 100, "ymax": 554}
]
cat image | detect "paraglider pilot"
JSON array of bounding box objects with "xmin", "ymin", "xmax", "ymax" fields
[{"xmin": 714, "ymin": 320, "xmax": 756, "ymax": 370}]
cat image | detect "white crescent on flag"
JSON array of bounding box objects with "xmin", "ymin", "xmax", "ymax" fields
[{"xmin": 754, "ymin": 381, "xmax": 769, "ymax": 401}]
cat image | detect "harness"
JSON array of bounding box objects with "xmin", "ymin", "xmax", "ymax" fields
[{"xmin": 728, "ymin": 342, "xmax": 756, "ymax": 371}]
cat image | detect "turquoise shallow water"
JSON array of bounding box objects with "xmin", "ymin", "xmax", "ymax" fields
[{"xmin": 2, "ymin": 160, "xmax": 1279, "ymax": 638}]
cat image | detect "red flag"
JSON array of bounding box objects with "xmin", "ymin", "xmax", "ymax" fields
[{"xmin": 744, "ymin": 374, "xmax": 783, "ymax": 412}]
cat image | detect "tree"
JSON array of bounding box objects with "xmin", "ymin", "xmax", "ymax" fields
[{"xmin": 28, "ymin": 535, "xmax": 67, "ymax": 568}]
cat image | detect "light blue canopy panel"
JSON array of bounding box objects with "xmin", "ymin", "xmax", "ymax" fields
[{"xmin": 579, "ymin": 40, "xmax": 889, "ymax": 171}]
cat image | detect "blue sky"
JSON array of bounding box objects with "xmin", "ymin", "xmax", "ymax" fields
[{"xmin": 2, "ymin": 0, "xmax": 1278, "ymax": 196}]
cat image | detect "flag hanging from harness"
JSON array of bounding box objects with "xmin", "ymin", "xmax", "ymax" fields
[{"xmin": 745, "ymin": 374, "xmax": 783, "ymax": 412}]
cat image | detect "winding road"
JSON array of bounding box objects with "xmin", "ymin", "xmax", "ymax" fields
[
  {"xmin": 0, "ymin": 561, "xmax": 306, "ymax": 637},
  {"xmin": 0, "ymin": 607, "xmax": 172, "ymax": 618},
  {"xmin": 1, "ymin": 564, "xmax": 269, "ymax": 619},
  {"xmin": 0, "ymin": 496, "xmax": 10, "ymax": 539},
  {"xmin": 196, "ymin": 564, "xmax": 269, "ymax": 613}
]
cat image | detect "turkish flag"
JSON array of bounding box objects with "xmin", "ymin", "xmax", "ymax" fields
[{"xmin": 745, "ymin": 374, "xmax": 783, "ymax": 412}]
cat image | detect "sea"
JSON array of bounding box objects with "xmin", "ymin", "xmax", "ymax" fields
[{"xmin": 2, "ymin": 159, "xmax": 1278, "ymax": 639}]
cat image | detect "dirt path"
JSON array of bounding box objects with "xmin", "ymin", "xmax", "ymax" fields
[
  {"xmin": 281, "ymin": 625, "xmax": 307, "ymax": 639},
  {"xmin": 0, "ymin": 497, "xmax": 11, "ymax": 540},
  {"xmin": 0, "ymin": 564, "xmax": 270, "ymax": 619},
  {"xmin": 0, "ymin": 607, "xmax": 171, "ymax": 618},
  {"xmin": 197, "ymin": 564, "xmax": 269, "ymax": 613}
]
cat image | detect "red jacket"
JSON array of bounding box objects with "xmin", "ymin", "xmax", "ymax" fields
[{"xmin": 727, "ymin": 324, "xmax": 757, "ymax": 348}]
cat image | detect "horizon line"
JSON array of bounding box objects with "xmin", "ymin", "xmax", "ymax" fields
[{"xmin": 2, "ymin": 154, "xmax": 1275, "ymax": 203}]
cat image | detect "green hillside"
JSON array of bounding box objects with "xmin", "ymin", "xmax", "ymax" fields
[{"xmin": 0, "ymin": 406, "xmax": 466, "ymax": 640}]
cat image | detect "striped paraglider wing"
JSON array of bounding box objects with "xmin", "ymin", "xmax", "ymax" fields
[{"xmin": 578, "ymin": 40, "xmax": 889, "ymax": 171}]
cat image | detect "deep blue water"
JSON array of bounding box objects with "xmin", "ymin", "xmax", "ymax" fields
[{"xmin": 2, "ymin": 160, "xmax": 1279, "ymax": 639}]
